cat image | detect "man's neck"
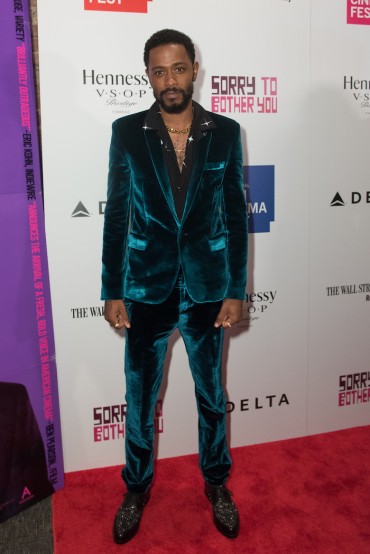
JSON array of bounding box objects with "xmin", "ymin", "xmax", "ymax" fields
[{"xmin": 160, "ymin": 103, "xmax": 194, "ymax": 132}]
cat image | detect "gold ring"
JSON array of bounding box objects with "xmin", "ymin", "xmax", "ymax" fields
[{"xmin": 114, "ymin": 323, "xmax": 120, "ymax": 329}]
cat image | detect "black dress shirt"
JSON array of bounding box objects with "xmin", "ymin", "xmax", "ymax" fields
[{"xmin": 144, "ymin": 101, "xmax": 216, "ymax": 219}]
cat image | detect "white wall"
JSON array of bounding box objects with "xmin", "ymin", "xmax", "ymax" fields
[{"xmin": 38, "ymin": 0, "xmax": 370, "ymax": 471}]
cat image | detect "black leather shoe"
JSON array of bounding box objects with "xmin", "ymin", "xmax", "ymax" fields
[
  {"xmin": 113, "ymin": 490, "xmax": 150, "ymax": 544},
  {"xmin": 205, "ymin": 484, "xmax": 240, "ymax": 538}
]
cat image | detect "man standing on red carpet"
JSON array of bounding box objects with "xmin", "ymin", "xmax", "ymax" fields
[{"xmin": 102, "ymin": 29, "xmax": 248, "ymax": 544}]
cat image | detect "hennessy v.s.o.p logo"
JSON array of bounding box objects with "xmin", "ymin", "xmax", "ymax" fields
[{"xmin": 84, "ymin": 0, "xmax": 153, "ymax": 13}]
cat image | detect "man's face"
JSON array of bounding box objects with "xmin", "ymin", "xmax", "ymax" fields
[{"xmin": 146, "ymin": 43, "xmax": 199, "ymax": 114}]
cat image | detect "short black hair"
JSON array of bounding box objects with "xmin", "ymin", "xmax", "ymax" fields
[{"xmin": 144, "ymin": 29, "xmax": 196, "ymax": 67}]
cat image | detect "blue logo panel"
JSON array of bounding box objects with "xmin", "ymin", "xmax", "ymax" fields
[{"xmin": 243, "ymin": 165, "xmax": 275, "ymax": 233}]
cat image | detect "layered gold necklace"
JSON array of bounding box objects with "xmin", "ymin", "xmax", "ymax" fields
[
  {"xmin": 164, "ymin": 123, "xmax": 191, "ymax": 135},
  {"xmin": 163, "ymin": 107, "xmax": 194, "ymax": 135}
]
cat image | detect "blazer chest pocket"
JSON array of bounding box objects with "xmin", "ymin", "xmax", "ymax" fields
[
  {"xmin": 208, "ymin": 234, "xmax": 226, "ymax": 252},
  {"xmin": 128, "ymin": 233, "xmax": 148, "ymax": 251},
  {"xmin": 204, "ymin": 161, "xmax": 225, "ymax": 171}
]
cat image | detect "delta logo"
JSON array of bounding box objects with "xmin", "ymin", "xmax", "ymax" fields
[
  {"xmin": 84, "ymin": 0, "xmax": 153, "ymax": 13},
  {"xmin": 347, "ymin": 0, "xmax": 370, "ymax": 25},
  {"xmin": 330, "ymin": 191, "xmax": 370, "ymax": 207},
  {"xmin": 71, "ymin": 201, "xmax": 91, "ymax": 217}
]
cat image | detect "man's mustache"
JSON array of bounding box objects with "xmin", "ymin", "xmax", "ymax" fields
[{"xmin": 160, "ymin": 88, "xmax": 184, "ymax": 96}]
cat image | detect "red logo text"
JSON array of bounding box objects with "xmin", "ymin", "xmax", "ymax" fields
[{"xmin": 84, "ymin": 0, "xmax": 152, "ymax": 13}]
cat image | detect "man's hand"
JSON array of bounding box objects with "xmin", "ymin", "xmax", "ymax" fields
[
  {"xmin": 214, "ymin": 299, "xmax": 243, "ymax": 329},
  {"xmin": 104, "ymin": 299, "xmax": 131, "ymax": 330}
]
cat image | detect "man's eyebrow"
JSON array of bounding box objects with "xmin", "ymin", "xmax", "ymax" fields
[{"xmin": 150, "ymin": 62, "xmax": 189, "ymax": 70}]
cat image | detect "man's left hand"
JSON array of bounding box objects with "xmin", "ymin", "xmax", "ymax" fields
[{"xmin": 214, "ymin": 299, "xmax": 243, "ymax": 329}]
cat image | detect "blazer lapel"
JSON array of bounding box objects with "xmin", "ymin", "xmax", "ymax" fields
[
  {"xmin": 144, "ymin": 130, "xmax": 180, "ymax": 224},
  {"xmin": 182, "ymin": 131, "xmax": 212, "ymax": 222}
]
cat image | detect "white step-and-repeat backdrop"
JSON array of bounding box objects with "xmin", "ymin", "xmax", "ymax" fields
[{"xmin": 37, "ymin": 0, "xmax": 370, "ymax": 472}]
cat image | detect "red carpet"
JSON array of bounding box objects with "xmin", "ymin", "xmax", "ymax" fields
[{"xmin": 53, "ymin": 426, "xmax": 370, "ymax": 553}]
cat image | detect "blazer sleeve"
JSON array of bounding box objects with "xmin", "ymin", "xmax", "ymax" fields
[
  {"xmin": 101, "ymin": 121, "xmax": 132, "ymax": 300},
  {"xmin": 222, "ymin": 123, "xmax": 248, "ymax": 299}
]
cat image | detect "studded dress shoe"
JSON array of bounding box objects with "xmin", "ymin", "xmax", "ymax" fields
[
  {"xmin": 113, "ymin": 490, "xmax": 150, "ymax": 544},
  {"xmin": 205, "ymin": 484, "xmax": 240, "ymax": 538}
]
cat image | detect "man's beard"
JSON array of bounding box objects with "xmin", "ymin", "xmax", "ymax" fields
[{"xmin": 156, "ymin": 84, "xmax": 193, "ymax": 114}]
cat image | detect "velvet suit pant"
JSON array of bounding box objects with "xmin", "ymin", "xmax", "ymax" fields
[{"xmin": 122, "ymin": 272, "xmax": 232, "ymax": 493}]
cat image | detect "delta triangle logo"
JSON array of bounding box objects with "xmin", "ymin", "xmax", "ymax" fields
[
  {"xmin": 330, "ymin": 192, "xmax": 345, "ymax": 207},
  {"xmin": 72, "ymin": 201, "xmax": 91, "ymax": 217}
]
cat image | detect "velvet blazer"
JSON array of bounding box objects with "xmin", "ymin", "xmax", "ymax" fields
[{"xmin": 101, "ymin": 103, "xmax": 248, "ymax": 304}]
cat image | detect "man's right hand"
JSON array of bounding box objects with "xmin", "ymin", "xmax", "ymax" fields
[{"xmin": 104, "ymin": 299, "xmax": 131, "ymax": 330}]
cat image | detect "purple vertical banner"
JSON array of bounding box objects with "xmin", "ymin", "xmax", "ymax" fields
[{"xmin": 0, "ymin": 0, "xmax": 64, "ymax": 521}]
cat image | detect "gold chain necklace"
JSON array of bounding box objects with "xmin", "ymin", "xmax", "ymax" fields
[{"xmin": 165, "ymin": 124, "xmax": 191, "ymax": 135}]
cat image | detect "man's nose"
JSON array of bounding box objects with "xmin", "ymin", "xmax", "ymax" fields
[{"xmin": 164, "ymin": 71, "xmax": 177, "ymax": 87}]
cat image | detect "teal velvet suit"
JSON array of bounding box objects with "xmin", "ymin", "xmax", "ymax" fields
[
  {"xmin": 101, "ymin": 102, "xmax": 248, "ymax": 493},
  {"xmin": 101, "ymin": 104, "xmax": 247, "ymax": 304}
]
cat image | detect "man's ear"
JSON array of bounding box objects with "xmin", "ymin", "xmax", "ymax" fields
[{"xmin": 192, "ymin": 62, "xmax": 199, "ymax": 82}]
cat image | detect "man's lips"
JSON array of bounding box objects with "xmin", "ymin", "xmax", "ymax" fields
[{"xmin": 161, "ymin": 89, "xmax": 182, "ymax": 99}]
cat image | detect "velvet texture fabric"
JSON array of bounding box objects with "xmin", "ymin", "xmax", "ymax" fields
[
  {"xmin": 101, "ymin": 102, "xmax": 248, "ymax": 304},
  {"xmin": 122, "ymin": 273, "xmax": 231, "ymax": 493},
  {"xmin": 101, "ymin": 103, "xmax": 248, "ymax": 494}
]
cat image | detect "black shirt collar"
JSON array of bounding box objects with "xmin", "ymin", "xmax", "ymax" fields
[{"xmin": 143, "ymin": 101, "xmax": 216, "ymax": 134}]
